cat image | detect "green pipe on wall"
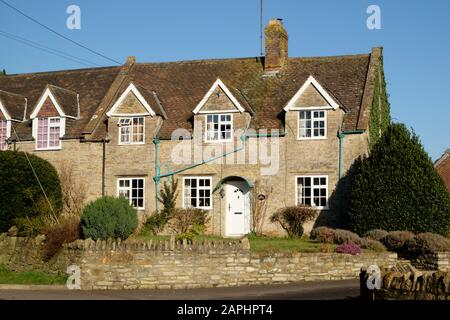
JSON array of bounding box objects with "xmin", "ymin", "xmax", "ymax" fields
[{"xmin": 152, "ymin": 132, "xmax": 285, "ymax": 210}]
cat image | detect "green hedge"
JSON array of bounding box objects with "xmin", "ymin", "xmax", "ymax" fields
[
  {"xmin": 348, "ymin": 124, "xmax": 450, "ymax": 236},
  {"xmin": 0, "ymin": 151, "xmax": 62, "ymax": 232},
  {"xmin": 81, "ymin": 196, "xmax": 138, "ymax": 240}
]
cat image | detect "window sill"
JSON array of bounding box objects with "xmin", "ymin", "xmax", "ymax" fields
[
  {"xmin": 118, "ymin": 143, "xmax": 146, "ymax": 146},
  {"xmin": 34, "ymin": 148, "xmax": 62, "ymax": 152},
  {"xmin": 297, "ymin": 137, "xmax": 328, "ymax": 141}
]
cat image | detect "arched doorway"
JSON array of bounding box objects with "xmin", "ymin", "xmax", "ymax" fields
[{"xmin": 216, "ymin": 176, "xmax": 253, "ymax": 237}]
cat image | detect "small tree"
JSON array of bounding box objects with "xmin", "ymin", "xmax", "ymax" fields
[
  {"xmin": 158, "ymin": 179, "xmax": 178, "ymax": 218},
  {"xmin": 348, "ymin": 123, "xmax": 450, "ymax": 236},
  {"xmin": 250, "ymin": 180, "xmax": 273, "ymax": 236}
]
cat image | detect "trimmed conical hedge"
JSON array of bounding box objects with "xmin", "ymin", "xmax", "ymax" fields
[{"xmin": 348, "ymin": 123, "xmax": 450, "ymax": 236}]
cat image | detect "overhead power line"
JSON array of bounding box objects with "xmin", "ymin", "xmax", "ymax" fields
[
  {"xmin": 0, "ymin": 0, "xmax": 121, "ymax": 65},
  {"xmin": 0, "ymin": 29, "xmax": 102, "ymax": 67}
]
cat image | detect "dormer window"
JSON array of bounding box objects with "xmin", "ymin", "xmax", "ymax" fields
[
  {"xmin": 118, "ymin": 117, "xmax": 144, "ymax": 144},
  {"xmin": 205, "ymin": 114, "xmax": 233, "ymax": 142},
  {"xmin": 298, "ymin": 110, "xmax": 326, "ymax": 139},
  {"xmin": 37, "ymin": 117, "xmax": 61, "ymax": 150}
]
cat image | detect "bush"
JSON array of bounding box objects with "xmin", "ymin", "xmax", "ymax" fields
[
  {"xmin": 336, "ymin": 243, "xmax": 361, "ymax": 255},
  {"xmin": 176, "ymin": 233, "xmax": 194, "ymax": 242},
  {"xmin": 360, "ymin": 238, "xmax": 386, "ymax": 252},
  {"xmin": 310, "ymin": 227, "xmax": 336, "ymax": 243},
  {"xmin": 404, "ymin": 233, "xmax": 450, "ymax": 255},
  {"xmin": 144, "ymin": 211, "xmax": 169, "ymax": 235},
  {"xmin": 364, "ymin": 229, "xmax": 389, "ymax": 242},
  {"xmin": 167, "ymin": 208, "xmax": 209, "ymax": 234},
  {"xmin": 270, "ymin": 205, "xmax": 316, "ymax": 238},
  {"xmin": 334, "ymin": 229, "xmax": 362, "ymax": 245},
  {"xmin": 381, "ymin": 231, "xmax": 415, "ymax": 252},
  {"xmin": 158, "ymin": 179, "xmax": 178, "ymax": 218},
  {"xmin": 0, "ymin": 151, "xmax": 62, "ymax": 232},
  {"xmin": 348, "ymin": 123, "xmax": 450, "ymax": 236},
  {"xmin": 43, "ymin": 216, "xmax": 80, "ymax": 261},
  {"xmin": 80, "ymin": 196, "xmax": 138, "ymax": 240}
]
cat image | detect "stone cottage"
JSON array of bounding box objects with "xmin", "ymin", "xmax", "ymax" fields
[{"xmin": 0, "ymin": 19, "xmax": 389, "ymax": 236}]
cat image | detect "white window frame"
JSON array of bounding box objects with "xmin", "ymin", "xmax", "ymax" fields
[
  {"xmin": 204, "ymin": 113, "xmax": 233, "ymax": 143},
  {"xmin": 182, "ymin": 176, "xmax": 213, "ymax": 210},
  {"xmin": 117, "ymin": 177, "xmax": 145, "ymax": 210},
  {"xmin": 0, "ymin": 119, "xmax": 10, "ymax": 151},
  {"xmin": 297, "ymin": 109, "xmax": 327, "ymax": 140},
  {"xmin": 35, "ymin": 117, "xmax": 62, "ymax": 150},
  {"xmin": 118, "ymin": 117, "xmax": 145, "ymax": 145},
  {"xmin": 295, "ymin": 175, "xmax": 329, "ymax": 210}
]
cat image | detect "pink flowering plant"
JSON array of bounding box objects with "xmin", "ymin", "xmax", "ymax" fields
[{"xmin": 335, "ymin": 243, "xmax": 361, "ymax": 255}]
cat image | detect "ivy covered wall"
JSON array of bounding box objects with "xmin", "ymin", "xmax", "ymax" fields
[{"xmin": 369, "ymin": 59, "xmax": 391, "ymax": 150}]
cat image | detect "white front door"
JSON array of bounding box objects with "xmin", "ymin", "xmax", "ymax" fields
[{"xmin": 225, "ymin": 181, "xmax": 250, "ymax": 237}]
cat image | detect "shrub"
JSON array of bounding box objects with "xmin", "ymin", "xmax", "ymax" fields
[
  {"xmin": 364, "ymin": 229, "xmax": 388, "ymax": 242},
  {"xmin": 381, "ymin": 231, "xmax": 415, "ymax": 252},
  {"xmin": 336, "ymin": 243, "xmax": 361, "ymax": 255},
  {"xmin": 334, "ymin": 229, "xmax": 362, "ymax": 245},
  {"xmin": 167, "ymin": 208, "xmax": 209, "ymax": 234},
  {"xmin": 144, "ymin": 211, "xmax": 169, "ymax": 235},
  {"xmin": 80, "ymin": 196, "xmax": 138, "ymax": 240},
  {"xmin": 270, "ymin": 205, "xmax": 316, "ymax": 238},
  {"xmin": 310, "ymin": 227, "xmax": 336, "ymax": 244},
  {"xmin": 360, "ymin": 238, "xmax": 386, "ymax": 252},
  {"xmin": 348, "ymin": 123, "xmax": 450, "ymax": 236},
  {"xmin": 176, "ymin": 233, "xmax": 194, "ymax": 242},
  {"xmin": 158, "ymin": 179, "xmax": 178, "ymax": 218},
  {"xmin": 0, "ymin": 151, "xmax": 62, "ymax": 232},
  {"xmin": 43, "ymin": 216, "xmax": 80, "ymax": 261},
  {"xmin": 404, "ymin": 233, "xmax": 450, "ymax": 255}
]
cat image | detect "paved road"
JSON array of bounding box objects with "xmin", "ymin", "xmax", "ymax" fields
[{"xmin": 0, "ymin": 280, "xmax": 360, "ymax": 300}]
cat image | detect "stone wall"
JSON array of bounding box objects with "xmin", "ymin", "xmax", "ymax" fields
[
  {"xmin": 361, "ymin": 265, "xmax": 450, "ymax": 300},
  {"xmin": 411, "ymin": 252, "xmax": 450, "ymax": 272},
  {"xmin": 67, "ymin": 238, "xmax": 397, "ymax": 290},
  {"xmin": 0, "ymin": 234, "xmax": 398, "ymax": 290}
]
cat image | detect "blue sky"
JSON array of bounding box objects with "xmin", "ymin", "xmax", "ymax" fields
[{"xmin": 0, "ymin": 0, "xmax": 449, "ymax": 160}]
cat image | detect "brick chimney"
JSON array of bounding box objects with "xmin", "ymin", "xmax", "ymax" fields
[{"xmin": 264, "ymin": 18, "xmax": 288, "ymax": 71}]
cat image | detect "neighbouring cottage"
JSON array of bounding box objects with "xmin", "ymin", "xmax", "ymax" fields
[
  {"xmin": 435, "ymin": 149, "xmax": 450, "ymax": 193},
  {"xmin": 0, "ymin": 19, "xmax": 390, "ymax": 237}
]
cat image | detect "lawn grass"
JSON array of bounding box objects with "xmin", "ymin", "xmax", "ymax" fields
[
  {"xmin": 248, "ymin": 236, "xmax": 332, "ymax": 253},
  {"xmin": 0, "ymin": 265, "xmax": 67, "ymax": 285},
  {"xmin": 131, "ymin": 230, "xmax": 332, "ymax": 253}
]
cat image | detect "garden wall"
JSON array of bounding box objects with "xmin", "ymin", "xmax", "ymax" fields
[
  {"xmin": 65, "ymin": 238, "xmax": 398, "ymax": 290},
  {"xmin": 1, "ymin": 233, "xmax": 400, "ymax": 290},
  {"xmin": 361, "ymin": 268, "xmax": 450, "ymax": 300}
]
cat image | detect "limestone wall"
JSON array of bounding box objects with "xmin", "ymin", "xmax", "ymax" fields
[{"xmin": 65, "ymin": 238, "xmax": 397, "ymax": 290}]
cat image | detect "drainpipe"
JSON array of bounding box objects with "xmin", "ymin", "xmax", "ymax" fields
[
  {"xmin": 102, "ymin": 139, "xmax": 107, "ymax": 196},
  {"xmin": 153, "ymin": 138, "xmax": 161, "ymax": 211}
]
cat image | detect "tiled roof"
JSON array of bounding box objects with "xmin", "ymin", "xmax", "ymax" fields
[
  {"xmin": 47, "ymin": 85, "xmax": 79, "ymax": 118},
  {"xmin": 0, "ymin": 90, "xmax": 27, "ymax": 121},
  {"xmin": 0, "ymin": 50, "xmax": 380, "ymax": 141}
]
